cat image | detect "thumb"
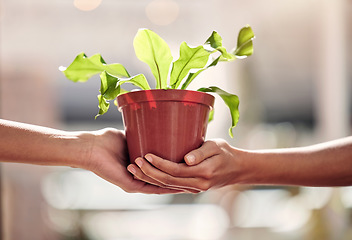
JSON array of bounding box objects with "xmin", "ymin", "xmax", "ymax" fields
[{"xmin": 184, "ymin": 140, "xmax": 219, "ymax": 166}]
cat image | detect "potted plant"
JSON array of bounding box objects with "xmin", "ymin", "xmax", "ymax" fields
[{"xmin": 60, "ymin": 26, "xmax": 255, "ymax": 163}]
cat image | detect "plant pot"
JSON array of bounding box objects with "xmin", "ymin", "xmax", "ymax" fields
[{"xmin": 116, "ymin": 89, "xmax": 215, "ymax": 164}]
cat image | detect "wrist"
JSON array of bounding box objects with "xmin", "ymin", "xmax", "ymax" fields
[
  {"xmin": 229, "ymin": 147, "xmax": 257, "ymax": 185},
  {"xmin": 70, "ymin": 131, "xmax": 96, "ymax": 169},
  {"xmin": 74, "ymin": 128, "xmax": 127, "ymax": 172},
  {"xmin": 48, "ymin": 130, "xmax": 96, "ymax": 169},
  {"xmin": 230, "ymin": 147, "xmax": 279, "ymax": 186}
]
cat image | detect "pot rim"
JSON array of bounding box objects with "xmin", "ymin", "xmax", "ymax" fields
[{"xmin": 116, "ymin": 89, "xmax": 215, "ymax": 110}]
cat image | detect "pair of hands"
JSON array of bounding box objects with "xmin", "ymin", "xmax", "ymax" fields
[
  {"xmin": 86, "ymin": 128, "xmax": 242, "ymax": 194},
  {"xmin": 86, "ymin": 128, "xmax": 352, "ymax": 191},
  {"xmin": 127, "ymin": 139, "xmax": 243, "ymax": 193}
]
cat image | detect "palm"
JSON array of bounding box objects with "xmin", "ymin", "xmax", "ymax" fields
[{"xmin": 88, "ymin": 128, "xmax": 181, "ymax": 194}]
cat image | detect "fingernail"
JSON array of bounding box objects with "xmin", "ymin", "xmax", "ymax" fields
[
  {"xmin": 186, "ymin": 154, "xmax": 195, "ymax": 164},
  {"xmin": 128, "ymin": 165, "xmax": 136, "ymax": 174},
  {"xmin": 145, "ymin": 154, "xmax": 153, "ymax": 163},
  {"xmin": 135, "ymin": 158, "xmax": 143, "ymax": 167}
]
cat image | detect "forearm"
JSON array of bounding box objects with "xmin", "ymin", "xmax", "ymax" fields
[
  {"xmin": 0, "ymin": 119, "xmax": 91, "ymax": 168},
  {"xmin": 240, "ymin": 137, "xmax": 352, "ymax": 187}
]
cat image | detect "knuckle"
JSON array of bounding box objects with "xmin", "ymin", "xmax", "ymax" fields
[
  {"xmin": 170, "ymin": 167, "xmax": 181, "ymax": 176},
  {"xmin": 102, "ymin": 127, "xmax": 118, "ymax": 136},
  {"xmin": 199, "ymin": 182, "xmax": 211, "ymax": 191},
  {"xmin": 207, "ymin": 140, "xmax": 218, "ymax": 147},
  {"xmin": 213, "ymin": 139, "xmax": 225, "ymax": 148},
  {"xmin": 202, "ymin": 168, "xmax": 214, "ymax": 179},
  {"xmin": 191, "ymin": 149, "xmax": 203, "ymax": 162},
  {"xmin": 206, "ymin": 140, "xmax": 222, "ymax": 153}
]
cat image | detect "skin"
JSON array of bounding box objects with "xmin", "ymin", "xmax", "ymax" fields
[
  {"xmin": 0, "ymin": 119, "xmax": 183, "ymax": 194},
  {"xmin": 127, "ymin": 137, "xmax": 352, "ymax": 192}
]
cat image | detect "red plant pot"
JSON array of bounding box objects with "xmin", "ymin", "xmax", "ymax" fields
[{"xmin": 116, "ymin": 89, "xmax": 215, "ymax": 163}]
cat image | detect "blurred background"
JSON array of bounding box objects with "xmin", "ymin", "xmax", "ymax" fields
[{"xmin": 0, "ymin": 0, "xmax": 351, "ymax": 239}]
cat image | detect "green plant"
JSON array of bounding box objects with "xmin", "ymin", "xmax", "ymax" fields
[{"xmin": 60, "ymin": 25, "xmax": 255, "ymax": 137}]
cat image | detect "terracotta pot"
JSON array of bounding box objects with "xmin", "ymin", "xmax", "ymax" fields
[{"xmin": 116, "ymin": 89, "xmax": 214, "ymax": 163}]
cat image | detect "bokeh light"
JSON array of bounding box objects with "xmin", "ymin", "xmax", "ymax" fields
[
  {"xmin": 73, "ymin": 0, "xmax": 102, "ymax": 11},
  {"xmin": 145, "ymin": 0, "xmax": 179, "ymax": 26}
]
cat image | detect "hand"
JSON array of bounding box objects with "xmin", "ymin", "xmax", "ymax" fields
[
  {"xmin": 127, "ymin": 139, "xmax": 246, "ymax": 192},
  {"xmin": 81, "ymin": 128, "xmax": 184, "ymax": 194}
]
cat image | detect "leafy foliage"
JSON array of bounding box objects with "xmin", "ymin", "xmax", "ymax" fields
[
  {"xmin": 60, "ymin": 52, "xmax": 130, "ymax": 82},
  {"xmin": 133, "ymin": 29, "xmax": 173, "ymax": 89},
  {"xmin": 198, "ymin": 87, "xmax": 240, "ymax": 138},
  {"xmin": 60, "ymin": 25, "xmax": 255, "ymax": 137}
]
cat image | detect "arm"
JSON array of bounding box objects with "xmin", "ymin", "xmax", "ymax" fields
[
  {"xmin": 0, "ymin": 119, "xmax": 182, "ymax": 194},
  {"xmin": 246, "ymin": 137, "xmax": 352, "ymax": 187},
  {"xmin": 128, "ymin": 137, "xmax": 352, "ymax": 191}
]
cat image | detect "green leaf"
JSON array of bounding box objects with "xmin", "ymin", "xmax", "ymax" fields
[
  {"xmin": 100, "ymin": 71, "xmax": 122, "ymax": 100},
  {"xmin": 117, "ymin": 74, "xmax": 151, "ymax": 91},
  {"xmin": 96, "ymin": 71, "xmax": 151, "ymax": 117},
  {"xmin": 96, "ymin": 94, "xmax": 110, "ymax": 118},
  {"xmin": 198, "ymin": 86, "xmax": 239, "ymax": 138},
  {"xmin": 100, "ymin": 71, "xmax": 150, "ymax": 99},
  {"xmin": 105, "ymin": 63, "xmax": 131, "ymax": 78},
  {"xmin": 60, "ymin": 52, "xmax": 130, "ymax": 82},
  {"xmin": 208, "ymin": 108, "xmax": 214, "ymax": 122},
  {"xmin": 205, "ymin": 31, "xmax": 223, "ymax": 49},
  {"xmin": 133, "ymin": 29, "xmax": 172, "ymax": 89},
  {"xmin": 232, "ymin": 25, "xmax": 255, "ymax": 58},
  {"xmin": 204, "ymin": 31, "xmax": 235, "ymax": 61},
  {"xmin": 170, "ymin": 42, "xmax": 210, "ymax": 89},
  {"xmin": 180, "ymin": 56, "xmax": 220, "ymax": 90}
]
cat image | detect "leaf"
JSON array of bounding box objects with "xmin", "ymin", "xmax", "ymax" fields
[
  {"xmin": 99, "ymin": 71, "xmax": 122, "ymax": 100},
  {"xmin": 100, "ymin": 71, "xmax": 151, "ymax": 99},
  {"xmin": 204, "ymin": 31, "xmax": 235, "ymax": 62},
  {"xmin": 205, "ymin": 31, "xmax": 223, "ymax": 49},
  {"xmin": 105, "ymin": 63, "xmax": 132, "ymax": 78},
  {"xmin": 197, "ymin": 86, "xmax": 239, "ymax": 138},
  {"xmin": 180, "ymin": 56, "xmax": 220, "ymax": 90},
  {"xmin": 170, "ymin": 42, "xmax": 210, "ymax": 89},
  {"xmin": 60, "ymin": 52, "xmax": 130, "ymax": 82},
  {"xmin": 117, "ymin": 74, "xmax": 151, "ymax": 91},
  {"xmin": 96, "ymin": 95, "xmax": 110, "ymax": 118},
  {"xmin": 208, "ymin": 108, "xmax": 214, "ymax": 122},
  {"xmin": 232, "ymin": 25, "xmax": 255, "ymax": 58},
  {"xmin": 96, "ymin": 86, "xmax": 128, "ymax": 118},
  {"xmin": 133, "ymin": 29, "xmax": 172, "ymax": 89},
  {"xmin": 96, "ymin": 71, "xmax": 151, "ymax": 117}
]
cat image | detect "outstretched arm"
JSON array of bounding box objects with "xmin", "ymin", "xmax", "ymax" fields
[
  {"xmin": 128, "ymin": 137, "xmax": 352, "ymax": 191},
  {"xmin": 0, "ymin": 119, "xmax": 182, "ymax": 194}
]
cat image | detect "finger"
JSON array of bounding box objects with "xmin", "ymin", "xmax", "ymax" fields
[
  {"xmin": 126, "ymin": 165, "xmax": 186, "ymax": 194},
  {"xmin": 93, "ymin": 164, "xmax": 183, "ymax": 195},
  {"xmin": 128, "ymin": 163, "xmax": 199, "ymax": 194},
  {"xmin": 145, "ymin": 154, "xmax": 217, "ymax": 180},
  {"xmin": 128, "ymin": 163, "xmax": 164, "ymax": 186},
  {"xmin": 135, "ymin": 157, "xmax": 210, "ymax": 192},
  {"xmin": 144, "ymin": 154, "xmax": 202, "ymax": 178},
  {"xmin": 184, "ymin": 140, "xmax": 220, "ymax": 166},
  {"xmin": 133, "ymin": 159, "xmax": 202, "ymax": 194},
  {"xmin": 134, "ymin": 182, "xmax": 186, "ymax": 194}
]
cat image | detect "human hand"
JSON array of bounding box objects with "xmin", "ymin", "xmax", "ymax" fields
[
  {"xmin": 80, "ymin": 128, "xmax": 184, "ymax": 194},
  {"xmin": 127, "ymin": 139, "xmax": 247, "ymax": 192}
]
